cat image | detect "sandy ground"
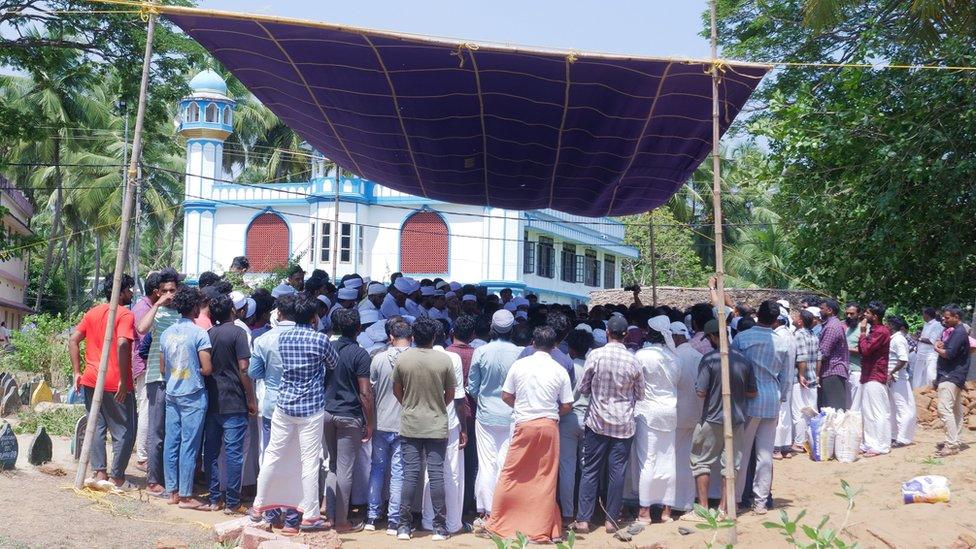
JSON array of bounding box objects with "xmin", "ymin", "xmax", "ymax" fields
[{"xmin": 1, "ymin": 424, "xmax": 975, "ymax": 548}]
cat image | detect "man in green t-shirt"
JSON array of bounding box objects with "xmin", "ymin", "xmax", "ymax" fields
[{"xmin": 392, "ymin": 318, "xmax": 455, "ymax": 541}]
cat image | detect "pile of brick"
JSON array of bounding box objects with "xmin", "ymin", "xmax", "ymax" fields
[
  {"xmin": 915, "ymin": 386, "xmax": 976, "ymax": 429},
  {"xmin": 209, "ymin": 517, "xmax": 343, "ymax": 549}
]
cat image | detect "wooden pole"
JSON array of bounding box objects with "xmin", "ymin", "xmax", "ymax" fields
[
  {"xmin": 74, "ymin": 5, "xmax": 157, "ymax": 489},
  {"xmin": 648, "ymin": 215, "xmax": 658, "ymax": 306},
  {"xmin": 710, "ymin": 0, "xmax": 737, "ymax": 541}
]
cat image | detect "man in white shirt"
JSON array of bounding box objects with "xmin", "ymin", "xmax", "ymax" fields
[
  {"xmin": 670, "ymin": 321, "xmax": 703, "ymax": 514},
  {"xmin": 773, "ymin": 313, "xmax": 797, "ymax": 459},
  {"xmin": 914, "ymin": 307, "xmax": 943, "ymax": 389},
  {"xmin": 634, "ymin": 315, "xmax": 680, "ymax": 523},
  {"xmin": 482, "ymin": 325, "xmax": 573, "ymax": 543},
  {"xmin": 359, "ymin": 283, "xmax": 387, "ymax": 316},
  {"xmin": 887, "ymin": 315, "xmax": 916, "ymax": 446}
]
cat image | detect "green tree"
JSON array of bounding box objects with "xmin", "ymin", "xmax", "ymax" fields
[{"xmin": 622, "ymin": 208, "xmax": 709, "ymax": 288}]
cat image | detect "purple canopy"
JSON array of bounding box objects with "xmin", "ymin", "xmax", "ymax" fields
[{"xmin": 163, "ymin": 7, "xmax": 769, "ymax": 217}]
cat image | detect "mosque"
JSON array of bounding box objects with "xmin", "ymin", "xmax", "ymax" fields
[{"xmin": 178, "ymin": 70, "xmax": 638, "ymax": 304}]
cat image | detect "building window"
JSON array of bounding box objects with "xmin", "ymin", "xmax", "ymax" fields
[
  {"xmin": 400, "ymin": 210, "xmax": 448, "ymax": 274},
  {"xmin": 357, "ymin": 225, "xmax": 365, "ymax": 265},
  {"xmin": 205, "ymin": 103, "xmax": 218, "ymax": 123},
  {"xmin": 523, "ymin": 232, "xmax": 535, "ymax": 274},
  {"xmin": 245, "ymin": 212, "xmax": 289, "ymax": 272},
  {"xmin": 222, "ymin": 106, "xmax": 232, "ymax": 125},
  {"xmin": 584, "ymin": 249, "xmax": 600, "ymax": 287},
  {"xmin": 187, "ymin": 102, "xmax": 200, "ymax": 122},
  {"xmin": 340, "ymin": 223, "xmax": 352, "ymax": 263},
  {"xmin": 604, "ymin": 254, "xmax": 616, "ymax": 288},
  {"xmin": 560, "ymin": 243, "xmax": 577, "ymax": 283},
  {"xmin": 319, "ymin": 222, "xmax": 331, "ymax": 262},
  {"xmin": 537, "ymin": 236, "xmax": 555, "ymax": 279}
]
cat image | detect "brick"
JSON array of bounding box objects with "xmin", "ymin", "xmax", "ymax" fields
[
  {"xmin": 400, "ymin": 210, "xmax": 448, "ymax": 274},
  {"xmin": 213, "ymin": 516, "xmax": 256, "ymax": 543},
  {"xmin": 246, "ymin": 212, "xmax": 290, "ymax": 272},
  {"xmin": 240, "ymin": 527, "xmax": 281, "ymax": 549}
]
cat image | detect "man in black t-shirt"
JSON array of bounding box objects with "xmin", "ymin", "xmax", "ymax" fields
[
  {"xmin": 690, "ymin": 319, "xmax": 757, "ymax": 516},
  {"xmin": 323, "ymin": 307, "xmax": 375, "ymax": 532},
  {"xmin": 203, "ymin": 295, "xmax": 255, "ymax": 514}
]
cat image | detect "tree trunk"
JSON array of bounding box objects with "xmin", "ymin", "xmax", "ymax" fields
[
  {"xmin": 34, "ymin": 137, "xmax": 63, "ymax": 312},
  {"xmin": 91, "ymin": 231, "xmax": 101, "ymax": 298}
]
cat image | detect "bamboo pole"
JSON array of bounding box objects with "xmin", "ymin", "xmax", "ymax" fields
[
  {"xmin": 648, "ymin": 215, "xmax": 658, "ymax": 306},
  {"xmin": 710, "ymin": 0, "xmax": 737, "ymax": 541},
  {"xmin": 74, "ymin": 5, "xmax": 157, "ymax": 489}
]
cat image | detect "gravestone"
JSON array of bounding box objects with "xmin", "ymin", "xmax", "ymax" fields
[
  {"xmin": 28, "ymin": 426, "xmax": 52, "ymax": 466},
  {"xmin": 51, "ymin": 390, "xmax": 61, "ymax": 404},
  {"xmin": 72, "ymin": 414, "xmax": 87, "ymax": 461},
  {"xmin": 0, "ymin": 421, "xmax": 17, "ymax": 470},
  {"xmin": 1, "ymin": 375, "xmax": 15, "ymax": 397},
  {"xmin": 0, "ymin": 372, "xmax": 9, "ymax": 389},
  {"xmin": 0, "ymin": 387, "xmax": 18, "ymax": 417},
  {"xmin": 30, "ymin": 380, "xmax": 53, "ymax": 407},
  {"xmin": 19, "ymin": 381, "xmax": 32, "ymax": 406}
]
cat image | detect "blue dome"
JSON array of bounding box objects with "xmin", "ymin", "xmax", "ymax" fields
[{"xmin": 188, "ymin": 69, "xmax": 228, "ymax": 95}]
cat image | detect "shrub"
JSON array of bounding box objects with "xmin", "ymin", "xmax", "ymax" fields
[
  {"xmin": 14, "ymin": 405, "xmax": 86, "ymax": 436},
  {"xmin": 0, "ymin": 313, "xmax": 78, "ymax": 388}
]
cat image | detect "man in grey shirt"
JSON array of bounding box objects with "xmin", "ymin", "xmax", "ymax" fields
[
  {"xmin": 366, "ymin": 317, "xmax": 412, "ymax": 534},
  {"xmin": 690, "ymin": 319, "xmax": 757, "ymax": 516}
]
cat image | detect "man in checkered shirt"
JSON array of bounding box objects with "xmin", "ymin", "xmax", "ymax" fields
[
  {"xmin": 252, "ymin": 293, "xmax": 339, "ymax": 532},
  {"xmin": 570, "ymin": 315, "xmax": 643, "ymax": 534}
]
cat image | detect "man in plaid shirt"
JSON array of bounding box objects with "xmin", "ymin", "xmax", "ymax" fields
[
  {"xmin": 790, "ymin": 309, "xmax": 820, "ymax": 452},
  {"xmin": 252, "ymin": 293, "xmax": 339, "ymax": 532},
  {"xmin": 817, "ymin": 299, "xmax": 850, "ymax": 411},
  {"xmin": 570, "ymin": 316, "xmax": 643, "ymax": 534}
]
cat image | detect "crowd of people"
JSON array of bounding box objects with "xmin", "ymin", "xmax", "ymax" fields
[{"xmin": 67, "ymin": 259, "xmax": 973, "ymax": 543}]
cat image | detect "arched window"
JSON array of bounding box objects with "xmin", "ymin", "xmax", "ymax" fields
[
  {"xmin": 187, "ymin": 102, "xmax": 200, "ymax": 122},
  {"xmin": 245, "ymin": 212, "xmax": 290, "ymax": 272},
  {"xmin": 205, "ymin": 102, "xmax": 218, "ymax": 123},
  {"xmin": 222, "ymin": 106, "xmax": 232, "ymax": 125},
  {"xmin": 400, "ymin": 210, "xmax": 448, "ymax": 274}
]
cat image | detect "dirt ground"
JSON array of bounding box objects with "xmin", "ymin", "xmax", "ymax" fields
[{"xmin": 1, "ymin": 424, "xmax": 975, "ymax": 548}]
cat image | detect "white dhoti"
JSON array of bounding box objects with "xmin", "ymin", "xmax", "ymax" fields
[
  {"xmin": 889, "ymin": 378, "xmax": 917, "ymax": 445},
  {"xmin": 790, "ymin": 384, "xmax": 818, "ymax": 446},
  {"xmin": 634, "ymin": 416, "xmax": 676, "ymax": 507},
  {"xmin": 134, "ymin": 371, "xmax": 148, "ymax": 462},
  {"xmin": 774, "ymin": 394, "xmax": 793, "ymax": 449},
  {"xmin": 672, "ymin": 426, "xmax": 696, "ymax": 511},
  {"xmin": 253, "ymin": 408, "xmax": 324, "ymax": 519},
  {"xmin": 857, "ymin": 381, "xmax": 891, "ymax": 454},
  {"xmin": 913, "ymin": 349, "xmax": 937, "ymax": 390},
  {"xmin": 474, "ymin": 420, "xmax": 511, "ymax": 513},
  {"xmin": 422, "ymin": 424, "xmax": 465, "ymax": 533},
  {"xmin": 848, "ymin": 378, "xmax": 861, "ymax": 411}
]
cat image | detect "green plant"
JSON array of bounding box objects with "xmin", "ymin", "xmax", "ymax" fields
[
  {"xmin": 0, "ymin": 313, "xmax": 78, "ymax": 387},
  {"xmin": 762, "ymin": 479, "xmax": 860, "ymax": 548},
  {"xmin": 14, "ymin": 405, "xmax": 85, "ymax": 436},
  {"xmin": 921, "ymin": 457, "xmax": 944, "ymax": 466},
  {"xmin": 255, "ymin": 252, "xmax": 307, "ymax": 292},
  {"xmin": 490, "ymin": 531, "xmax": 574, "ymax": 549},
  {"xmin": 692, "ymin": 504, "xmax": 735, "ymax": 549}
]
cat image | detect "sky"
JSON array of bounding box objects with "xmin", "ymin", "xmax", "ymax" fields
[{"xmin": 198, "ymin": 0, "xmax": 712, "ymax": 59}]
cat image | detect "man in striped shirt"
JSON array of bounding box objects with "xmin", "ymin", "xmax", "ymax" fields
[{"xmin": 570, "ymin": 316, "xmax": 643, "ymax": 534}]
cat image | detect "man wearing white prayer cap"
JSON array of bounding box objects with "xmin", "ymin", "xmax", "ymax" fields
[
  {"xmin": 670, "ymin": 320, "xmax": 703, "ymax": 514},
  {"xmin": 403, "ymin": 279, "xmax": 422, "ymax": 318},
  {"xmin": 467, "ymin": 309, "xmax": 522, "ymax": 517},
  {"xmin": 772, "ymin": 309, "xmax": 798, "ymax": 459},
  {"xmin": 316, "ymin": 295, "xmax": 333, "ymax": 333},
  {"xmin": 336, "ymin": 287, "xmax": 359, "ymax": 310},
  {"xmin": 359, "ymin": 282, "xmax": 387, "ymax": 317},
  {"xmin": 381, "ymin": 277, "xmax": 412, "ymax": 319},
  {"xmin": 461, "ymin": 294, "xmax": 479, "ymax": 316},
  {"xmin": 356, "ymin": 317, "xmax": 388, "ymax": 357},
  {"xmin": 632, "ymin": 315, "xmax": 680, "ymax": 522},
  {"xmin": 230, "ymin": 290, "xmax": 256, "ymax": 344},
  {"xmin": 449, "ymin": 282, "xmax": 462, "ymax": 293},
  {"xmin": 418, "ymin": 286, "xmax": 437, "ymax": 318}
]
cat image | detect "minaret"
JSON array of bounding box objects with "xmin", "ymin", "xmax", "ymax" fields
[{"xmin": 179, "ymin": 69, "xmax": 234, "ymax": 277}]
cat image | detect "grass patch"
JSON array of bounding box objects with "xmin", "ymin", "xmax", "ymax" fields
[
  {"xmin": 14, "ymin": 406, "xmax": 85, "ymax": 436},
  {"xmin": 921, "ymin": 457, "xmax": 944, "ymax": 466}
]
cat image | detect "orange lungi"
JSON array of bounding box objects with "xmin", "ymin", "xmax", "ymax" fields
[{"xmin": 486, "ymin": 417, "xmax": 561, "ymax": 542}]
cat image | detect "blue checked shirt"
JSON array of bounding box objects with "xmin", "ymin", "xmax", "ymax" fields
[
  {"xmin": 276, "ymin": 324, "xmax": 340, "ymax": 417},
  {"xmin": 732, "ymin": 326, "xmax": 791, "ymax": 419},
  {"xmin": 793, "ymin": 328, "xmax": 821, "ymax": 387}
]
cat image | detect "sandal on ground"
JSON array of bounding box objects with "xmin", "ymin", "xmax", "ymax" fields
[
  {"xmin": 197, "ymin": 502, "xmax": 223, "ymax": 512},
  {"xmin": 790, "ymin": 444, "xmax": 807, "ymax": 453},
  {"xmin": 300, "ymin": 518, "xmax": 333, "ymax": 532},
  {"xmin": 566, "ymin": 521, "xmax": 589, "ymax": 534}
]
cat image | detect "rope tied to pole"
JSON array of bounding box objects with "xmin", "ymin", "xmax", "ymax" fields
[{"xmin": 449, "ymin": 42, "xmax": 480, "ymax": 68}]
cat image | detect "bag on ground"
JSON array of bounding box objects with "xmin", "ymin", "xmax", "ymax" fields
[
  {"xmin": 833, "ymin": 410, "xmax": 862, "ymax": 463},
  {"xmin": 805, "ymin": 408, "xmax": 836, "ymax": 461},
  {"xmin": 902, "ymin": 475, "xmax": 950, "ymax": 504}
]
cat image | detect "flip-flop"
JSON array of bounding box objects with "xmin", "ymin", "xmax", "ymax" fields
[
  {"xmin": 300, "ymin": 518, "xmax": 332, "ymax": 532},
  {"xmin": 626, "ymin": 523, "xmax": 645, "ymax": 535}
]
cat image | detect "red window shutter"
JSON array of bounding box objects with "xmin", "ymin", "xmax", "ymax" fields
[
  {"xmin": 245, "ymin": 212, "xmax": 290, "ymax": 272},
  {"xmin": 400, "ymin": 210, "xmax": 448, "ymax": 274}
]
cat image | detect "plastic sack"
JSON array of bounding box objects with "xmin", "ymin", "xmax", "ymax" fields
[
  {"xmin": 902, "ymin": 475, "xmax": 950, "ymax": 504},
  {"xmin": 805, "ymin": 408, "xmax": 836, "ymax": 461},
  {"xmin": 833, "ymin": 410, "xmax": 862, "ymax": 463}
]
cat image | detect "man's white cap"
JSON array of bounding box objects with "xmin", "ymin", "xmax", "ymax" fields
[
  {"xmin": 805, "ymin": 306, "xmax": 822, "ymax": 319},
  {"xmin": 433, "ymin": 289, "xmax": 445, "ymax": 297},
  {"xmin": 271, "ymin": 284, "xmax": 296, "ymax": 298},
  {"xmin": 647, "ymin": 315, "xmax": 676, "ymax": 351},
  {"xmin": 575, "ymin": 323, "xmax": 593, "ymax": 334},
  {"xmin": 449, "ymin": 282, "xmax": 462, "ymax": 292},
  {"xmin": 515, "ymin": 311, "xmax": 528, "ymax": 320},
  {"xmin": 435, "ymin": 280, "xmax": 449, "ymax": 290},
  {"xmin": 420, "ymin": 286, "xmax": 436, "ymax": 297},
  {"xmin": 503, "ymin": 301, "xmax": 518, "ymax": 311},
  {"xmin": 777, "ymin": 299, "xmax": 791, "ymax": 310},
  {"xmin": 337, "ymin": 287, "xmax": 358, "ymax": 301},
  {"xmin": 462, "ymin": 294, "xmax": 477, "ymax": 302},
  {"xmin": 393, "ymin": 277, "xmax": 412, "ymax": 293},
  {"xmin": 230, "ymin": 290, "xmax": 246, "ymax": 308},
  {"xmin": 491, "ymin": 309, "xmax": 515, "ymax": 332},
  {"xmin": 343, "ymin": 277, "xmax": 363, "ymax": 289},
  {"xmin": 513, "ymin": 297, "xmax": 530, "ymax": 309},
  {"xmin": 359, "ymin": 308, "xmax": 380, "ymax": 325},
  {"xmin": 367, "ymin": 283, "xmax": 387, "ymax": 296},
  {"xmin": 445, "ymin": 291, "xmax": 456, "ymax": 299},
  {"xmin": 316, "ymin": 295, "xmax": 332, "ymax": 309},
  {"xmin": 670, "ymin": 321, "xmax": 690, "ymax": 338}
]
